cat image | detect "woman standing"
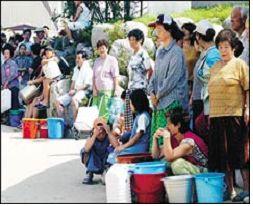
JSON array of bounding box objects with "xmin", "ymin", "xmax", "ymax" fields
[
  {"xmin": 1, "ymin": 44, "xmax": 20, "ymax": 109},
  {"xmin": 124, "ymin": 29, "xmax": 153, "ymax": 131},
  {"xmin": 192, "ymin": 20, "xmax": 221, "ymax": 139},
  {"xmin": 208, "ymin": 29, "xmax": 249, "ymax": 201},
  {"xmin": 147, "ymin": 14, "xmax": 188, "ymax": 150},
  {"xmin": 92, "ymin": 39, "xmax": 120, "ymax": 121}
]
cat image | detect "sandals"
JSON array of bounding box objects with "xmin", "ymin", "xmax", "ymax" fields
[{"xmin": 232, "ymin": 191, "xmax": 249, "ymax": 202}]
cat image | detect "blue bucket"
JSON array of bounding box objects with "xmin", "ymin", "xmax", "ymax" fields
[
  {"xmin": 130, "ymin": 161, "xmax": 166, "ymax": 174},
  {"xmin": 47, "ymin": 118, "xmax": 65, "ymax": 139},
  {"xmin": 9, "ymin": 109, "xmax": 24, "ymax": 127},
  {"xmin": 195, "ymin": 172, "xmax": 225, "ymax": 203}
]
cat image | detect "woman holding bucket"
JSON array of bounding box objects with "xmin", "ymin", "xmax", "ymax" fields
[
  {"xmin": 208, "ymin": 29, "xmax": 249, "ymax": 201},
  {"xmin": 92, "ymin": 39, "xmax": 120, "ymax": 122},
  {"xmin": 151, "ymin": 108, "xmax": 208, "ymax": 175},
  {"xmin": 147, "ymin": 14, "xmax": 188, "ymax": 151}
]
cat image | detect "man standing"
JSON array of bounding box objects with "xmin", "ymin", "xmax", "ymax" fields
[{"xmin": 231, "ymin": 6, "xmax": 249, "ymax": 65}]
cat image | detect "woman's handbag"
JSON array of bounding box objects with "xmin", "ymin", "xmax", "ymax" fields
[{"xmin": 20, "ymin": 84, "xmax": 41, "ymax": 104}]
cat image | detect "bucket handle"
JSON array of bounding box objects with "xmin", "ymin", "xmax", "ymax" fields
[{"xmin": 203, "ymin": 178, "xmax": 226, "ymax": 190}]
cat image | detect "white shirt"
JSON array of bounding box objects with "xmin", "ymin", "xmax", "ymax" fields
[
  {"xmin": 78, "ymin": 3, "xmax": 91, "ymax": 27},
  {"xmin": 72, "ymin": 60, "xmax": 93, "ymax": 90},
  {"xmin": 42, "ymin": 57, "xmax": 61, "ymax": 79},
  {"xmin": 239, "ymin": 29, "xmax": 249, "ymax": 66}
]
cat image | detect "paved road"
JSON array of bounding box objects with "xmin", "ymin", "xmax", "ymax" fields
[{"xmin": 1, "ymin": 125, "xmax": 106, "ymax": 203}]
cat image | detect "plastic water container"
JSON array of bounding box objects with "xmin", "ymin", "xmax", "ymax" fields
[
  {"xmin": 47, "ymin": 118, "xmax": 65, "ymax": 139},
  {"xmin": 131, "ymin": 172, "xmax": 166, "ymax": 203},
  {"xmin": 162, "ymin": 175, "xmax": 193, "ymax": 203},
  {"xmin": 22, "ymin": 118, "xmax": 40, "ymax": 139},
  {"xmin": 9, "ymin": 109, "xmax": 24, "ymax": 127},
  {"xmin": 1, "ymin": 89, "xmax": 11, "ymax": 113},
  {"xmin": 130, "ymin": 161, "xmax": 166, "ymax": 174},
  {"xmin": 39, "ymin": 119, "xmax": 48, "ymax": 138},
  {"xmin": 195, "ymin": 173, "xmax": 225, "ymax": 203},
  {"xmin": 105, "ymin": 163, "xmax": 133, "ymax": 203}
]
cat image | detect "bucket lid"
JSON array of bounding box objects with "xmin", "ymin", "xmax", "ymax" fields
[
  {"xmin": 194, "ymin": 172, "xmax": 225, "ymax": 179},
  {"xmin": 10, "ymin": 109, "xmax": 22, "ymax": 115}
]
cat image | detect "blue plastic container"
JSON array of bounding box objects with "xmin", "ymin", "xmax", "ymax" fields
[
  {"xmin": 195, "ymin": 173, "xmax": 225, "ymax": 203},
  {"xmin": 47, "ymin": 118, "xmax": 65, "ymax": 139},
  {"xmin": 130, "ymin": 161, "xmax": 166, "ymax": 174},
  {"xmin": 9, "ymin": 109, "xmax": 24, "ymax": 127}
]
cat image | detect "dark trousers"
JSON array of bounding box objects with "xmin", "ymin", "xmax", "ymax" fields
[
  {"xmin": 9, "ymin": 87, "xmax": 20, "ymax": 109},
  {"xmin": 192, "ymin": 100, "xmax": 203, "ymax": 133}
]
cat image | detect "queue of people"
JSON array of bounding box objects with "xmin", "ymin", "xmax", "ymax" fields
[{"xmin": 1, "ymin": 6, "xmax": 249, "ymax": 202}]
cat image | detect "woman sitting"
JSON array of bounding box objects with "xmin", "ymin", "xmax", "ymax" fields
[
  {"xmin": 152, "ymin": 108, "xmax": 208, "ymax": 175},
  {"xmin": 105, "ymin": 89, "xmax": 151, "ymax": 164}
]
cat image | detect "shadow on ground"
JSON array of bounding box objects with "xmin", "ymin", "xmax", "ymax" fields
[{"xmin": 1, "ymin": 159, "xmax": 106, "ymax": 203}]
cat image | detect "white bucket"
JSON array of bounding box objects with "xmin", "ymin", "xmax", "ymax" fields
[
  {"xmin": 105, "ymin": 163, "xmax": 133, "ymax": 203},
  {"xmin": 162, "ymin": 175, "xmax": 193, "ymax": 203},
  {"xmin": 1, "ymin": 89, "xmax": 11, "ymax": 113}
]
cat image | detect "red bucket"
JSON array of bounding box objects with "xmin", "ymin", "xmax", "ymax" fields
[
  {"xmin": 117, "ymin": 153, "xmax": 153, "ymax": 164},
  {"xmin": 131, "ymin": 172, "xmax": 166, "ymax": 203},
  {"xmin": 39, "ymin": 119, "xmax": 48, "ymax": 138},
  {"xmin": 22, "ymin": 118, "xmax": 40, "ymax": 139}
]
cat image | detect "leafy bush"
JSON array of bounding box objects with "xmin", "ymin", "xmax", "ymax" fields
[{"xmin": 107, "ymin": 21, "xmax": 126, "ymax": 45}]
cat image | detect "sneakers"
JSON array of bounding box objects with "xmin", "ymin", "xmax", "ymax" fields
[
  {"xmin": 82, "ymin": 172, "xmax": 94, "ymax": 185},
  {"xmin": 224, "ymin": 189, "xmax": 237, "ymax": 201},
  {"xmin": 232, "ymin": 191, "xmax": 249, "ymax": 202}
]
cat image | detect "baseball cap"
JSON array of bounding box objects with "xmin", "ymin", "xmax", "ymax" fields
[
  {"xmin": 148, "ymin": 14, "xmax": 173, "ymax": 27},
  {"xmin": 34, "ymin": 27, "xmax": 44, "ymax": 33},
  {"xmin": 195, "ymin": 20, "xmax": 214, "ymax": 36}
]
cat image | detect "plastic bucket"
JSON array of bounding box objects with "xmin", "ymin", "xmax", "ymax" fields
[
  {"xmin": 162, "ymin": 175, "xmax": 193, "ymax": 203},
  {"xmin": 39, "ymin": 119, "xmax": 48, "ymax": 138},
  {"xmin": 195, "ymin": 172, "xmax": 225, "ymax": 203},
  {"xmin": 130, "ymin": 161, "xmax": 166, "ymax": 174},
  {"xmin": 117, "ymin": 153, "xmax": 153, "ymax": 164},
  {"xmin": 131, "ymin": 173, "xmax": 166, "ymax": 203},
  {"xmin": 22, "ymin": 118, "xmax": 40, "ymax": 139},
  {"xmin": 9, "ymin": 109, "xmax": 24, "ymax": 127},
  {"xmin": 47, "ymin": 118, "xmax": 65, "ymax": 139}
]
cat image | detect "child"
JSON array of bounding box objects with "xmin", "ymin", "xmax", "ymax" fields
[{"xmin": 105, "ymin": 89, "xmax": 151, "ymax": 164}]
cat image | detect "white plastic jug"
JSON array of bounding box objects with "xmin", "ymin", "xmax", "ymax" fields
[
  {"xmin": 1, "ymin": 89, "xmax": 11, "ymax": 113},
  {"xmin": 162, "ymin": 175, "xmax": 193, "ymax": 203},
  {"xmin": 105, "ymin": 163, "xmax": 133, "ymax": 203}
]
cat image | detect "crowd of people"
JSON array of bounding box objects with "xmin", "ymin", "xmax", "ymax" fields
[{"xmin": 1, "ymin": 4, "xmax": 249, "ymax": 202}]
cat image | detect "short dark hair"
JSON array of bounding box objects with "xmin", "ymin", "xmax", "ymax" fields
[
  {"xmin": 166, "ymin": 108, "xmax": 189, "ymax": 134},
  {"xmin": 1, "ymin": 32, "xmax": 6, "ymax": 38},
  {"xmin": 161, "ymin": 20, "xmax": 184, "ymax": 41},
  {"xmin": 127, "ymin": 29, "xmax": 145, "ymax": 45},
  {"xmin": 43, "ymin": 25, "xmax": 49, "ymax": 30},
  {"xmin": 23, "ymin": 29, "xmax": 31, "ymax": 35},
  {"xmin": 14, "ymin": 34, "xmax": 24, "ymax": 43},
  {"xmin": 2, "ymin": 43, "xmax": 15, "ymax": 57},
  {"xmin": 31, "ymin": 43, "xmax": 41, "ymax": 56},
  {"xmin": 215, "ymin": 29, "xmax": 244, "ymax": 57},
  {"xmin": 19, "ymin": 43, "xmax": 27, "ymax": 50},
  {"xmin": 196, "ymin": 28, "xmax": 216, "ymax": 42},
  {"xmin": 130, "ymin": 89, "xmax": 149, "ymax": 113},
  {"xmin": 76, "ymin": 50, "xmax": 88, "ymax": 59},
  {"xmin": 181, "ymin": 23, "xmax": 196, "ymax": 35},
  {"xmin": 96, "ymin": 39, "xmax": 109, "ymax": 49}
]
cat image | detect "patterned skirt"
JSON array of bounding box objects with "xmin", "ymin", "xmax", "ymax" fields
[
  {"xmin": 149, "ymin": 100, "xmax": 182, "ymax": 151},
  {"xmin": 208, "ymin": 116, "xmax": 249, "ymax": 172}
]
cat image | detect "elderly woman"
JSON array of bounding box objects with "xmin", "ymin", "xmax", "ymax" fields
[
  {"xmin": 191, "ymin": 20, "xmax": 221, "ymax": 139},
  {"xmin": 208, "ymin": 29, "xmax": 249, "ymax": 201},
  {"xmin": 92, "ymin": 39, "xmax": 120, "ymax": 121},
  {"xmin": 124, "ymin": 28, "xmax": 153, "ymax": 131},
  {"xmin": 1, "ymin": 44, "xmax": 20, "ymax": 109},
  {"xmin": 147, "ymin": 14, "xmax": 188, "ymax": 150},
  {"xmin": 152, "ymin": 108, "xmax": 208, "ymax": 175}
]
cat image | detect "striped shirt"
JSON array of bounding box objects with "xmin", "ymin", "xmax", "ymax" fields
[{"xmin": 148, "ymin": 40, "xmax": 188, "ymax": 111}]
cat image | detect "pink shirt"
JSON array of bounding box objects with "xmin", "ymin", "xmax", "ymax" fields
[{"xmin": 93, "ymin": 55, "xmax": 119, "ymax": 91}]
